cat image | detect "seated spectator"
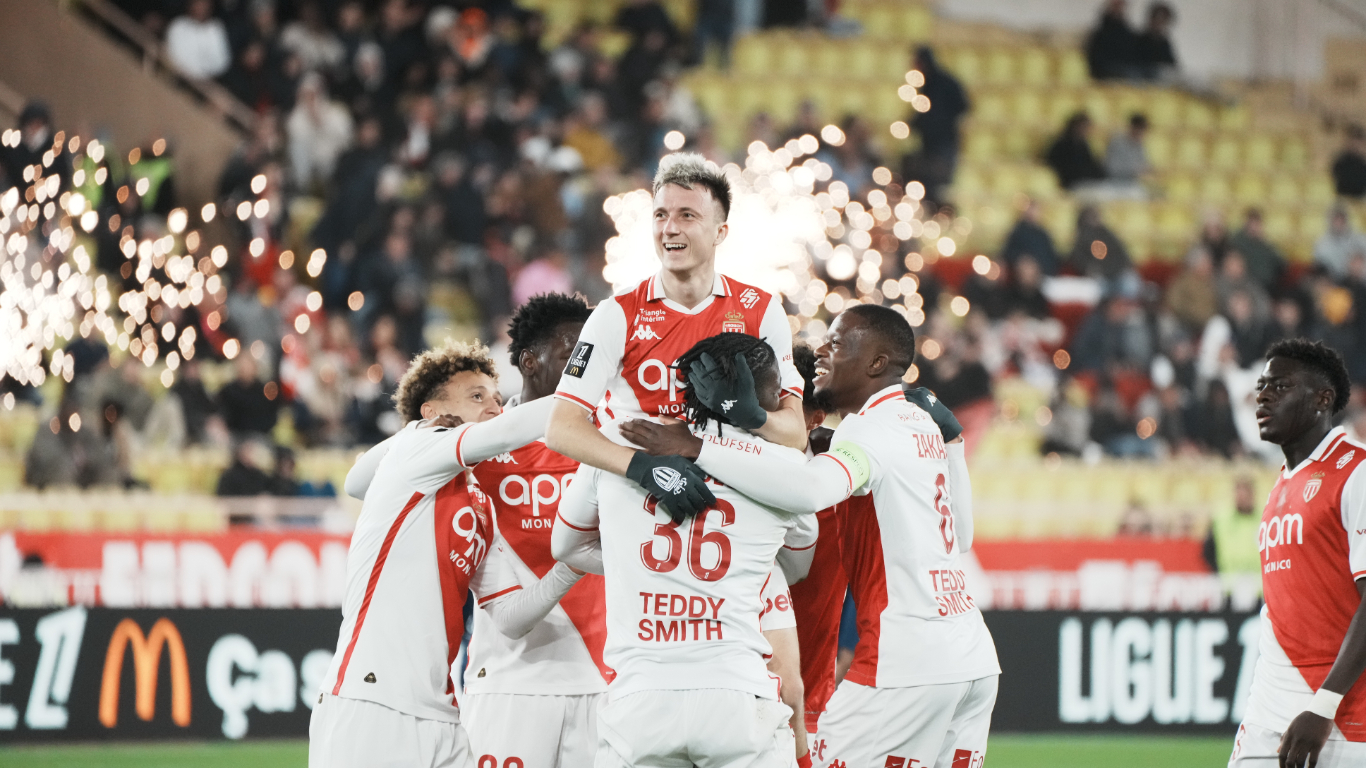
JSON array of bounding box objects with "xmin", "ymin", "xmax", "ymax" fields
[
  {"xmin": 166, "ymin": 0, "xmax": 233, "ymax": 80},
  {"xmin": 216, "ymin": 437, "xmax": 274, "ymax": 496},
  {"xmin": 1041, "ymin": 376, "xmax": 1092, "ymax": 457},
  {"xmin": 910, "ymin": 46, "xmax": 970, "ymax": 205},
  {"xmin": 1070, "ymin": 296, "xmax": 1153, "ymax": 372},
  {"xmin": 1216, "ymin": 251, "xmax": 1271, "ymax": 320},
  {"xmin": 1046, "ymin": 113, "xmax": 1106, "ymax": 190},
  {"xmin": 1227, "ymin": 208, "xmax": 1285, "ymax": 290},
  {"xmin": 1085, "ymin": 0, "xmax": 1138, "ymax": 80},
  {"xmin": 1135, "ymin": 2, "xmax": 1177, "ymax": 80},
  {"xmin": 1269, "ymin": 297, "xmax": 1305, "ymax": 343},
  {"xmin": 286, "ymin": 72, "xmax": 354, "ymax": 191},
  {"xmin": 1069, "ymin": 205, "xmax": 1133, "ymax": 283},
  {"xmin": 1314, "ymin": 206, "xmax": 1366, "ymax": 280},
  {"xmin": 1001, "ymin": 200, "xmax": 1061, "ymax": 275},
  {"xmin": 24, "ymin": 397, "xmax": 120, "ymax": 489},
  {"xmin": 169, "ymin": 359, "xmax": 221, "ymax": 445},
  {"xmin": 1090, "ymin": 382, "xmax": 1151, "ymax": 458},
  {"xmin": 1224, "ymin": 289, "xmax": 1276, "ymax": 368},
  {"xmin": 1105, "ymin": 113, "xmax": 1149, "ymax": 183},
  {"xmin": 1199, "ymin": 213, "xmax": 1230, "ymax": 266},
  {"xmin": 1165, "ymin": 248, "xmax": 1219, "ymax": 333},
  {"xmin": 268, "ymin": 445, "xmax": 302, "ymax": 496},
  {"xmin": 1188, "ymin": 380, "xmax": 1242, "ymax": 457},
  {"xmin": 1332, "ymin": 124, "xmax": 1366, "ymax": 199},
  {"xmin": 513, "ymin": 248, "xmax": 575, "ymax": 309},
  {"xmin": 217, "ymin": 355, "xmax": 282, "ymax": 438},
  {"xmin": 280, "ymin": 0, "xmax": 345, "ymax": 73},
  {"xmin": 563, "ymin": 92, "xmax": 621, "ymax": 171},
  {"xmin": 1002, "ymin": 255, "xmax": 1052, "ymax": 319}
]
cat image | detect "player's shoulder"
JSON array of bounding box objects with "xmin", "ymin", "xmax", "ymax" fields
[{"xmin": 717, "ymin": 275, "xmax": 774, "ymax": 312}]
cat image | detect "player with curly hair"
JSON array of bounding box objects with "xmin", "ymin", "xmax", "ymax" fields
[
  {"xmin": 1230, "ymin": 338, "xmax": 1366, "ymax": 768},
  {"xmin": 314, "ymin": 340, "xmax": 588, "ymax": 768}
]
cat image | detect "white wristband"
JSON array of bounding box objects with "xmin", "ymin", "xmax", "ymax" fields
[{"xmin": 1309, "ymin": 688, "xmax": 1344, "ymax": 720}]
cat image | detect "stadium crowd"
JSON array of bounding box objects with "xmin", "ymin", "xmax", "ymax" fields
[{"xmin": 8, "ymin": 0, "xmax": 1366, "ymax": 493}]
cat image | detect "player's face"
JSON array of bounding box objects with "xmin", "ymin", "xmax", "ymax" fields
[
  {"xmin": 425, "ymin": 371, "xmax": 503, "ymax": 424},
  {"xmin": 524, "ymin": 321, "xmax": 584, "ymax": 400},
  {"xmin": 812, "ymin": 313, "xmax": 868, "ymax": 409},
  {"xmin": 653, "ymin": 183, "xmax": 727, "ymax": 274},
  {"xmin": 755, "ymin": 365, "xmax": 782, "ymax": 412},
  {"xmin": 1254, "ymin": 356, "xmax": 1328, "ymax": 445}
]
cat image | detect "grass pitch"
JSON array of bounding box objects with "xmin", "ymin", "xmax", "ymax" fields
[{"xmin": 1, "ymin": 734, "xmax": 1232, "ymax": 767}]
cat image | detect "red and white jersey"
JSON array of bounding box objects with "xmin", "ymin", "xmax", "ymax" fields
[
  {"xmin": 823, "ymin": 385, "xmax": 1000, "ymax": 689},
  {"xmin": 553, "ymin": 272, "xmax": 802, "ymax": 441},
  {"xmin": 759, "ymin": 565, "xmax": 796, "ymax": 634},
  {"xmin": 466, "ymin": 439, "xmax": 611, "ymax": 696},
  {"xmin": 560, "ymin": 430, "xmax": 810, "ymax": 702},
  {"xmin": 1244, "ymin": 426, "xmax": 1366, "ymax": 741},
  {"xmin": 321, "ymin": 421, "xmax": 522, "ymax": 723},
  {"xmin": 791, "ymin": 505, "xmax": 846, "ymax": 730}
]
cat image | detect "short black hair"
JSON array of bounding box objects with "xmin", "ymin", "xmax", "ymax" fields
[
  {"xmin": 1266, "ymin": 338, "xmax": 1352, "ymax": 414},
  {"xmin": 843, "ymin": 304, "xmax": 917, "ymax": 375},
  {"xmin": 507, "ymin": 293, "xmax": 592, "ymax": 368},
  {"xmin": 676, "ymin": 334, "xmax": 778, "ymax": 434}
]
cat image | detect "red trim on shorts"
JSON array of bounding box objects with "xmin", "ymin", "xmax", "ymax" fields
[
  {"xmin": 332, "ymin": 491, "xmax": 424, "ymax": 694},
  {"xmin": 478, "ymin": 585, "xmax": 522, "ymax": 605},
  {"xmin": 554, "ymin": 392, "xmax": 596, "ymax": 413},
  {"xmin": 557, "ymin": 512, "xmax": 598, "ymax": 532}
]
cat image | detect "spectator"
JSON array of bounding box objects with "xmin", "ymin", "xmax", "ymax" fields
[
  {"xmin": 1069, "ymin": 205, "xmax": 1133, "ymax": 283},
  {"xmin": 1223, "ymin": 289, "xmax": 1275, "ymax": 368},
  {"xmin": 1332, "ymin": 124, "xmax": 1366, "ymax": 199},
  {"xmin": 1203, "ymin": 476, "xmax": 1263, "ymax": 592},
  {"xmin": 1046, "ymin": 113, "xmax": 1106, "ymax": 190},
  {"xmin": 280, "ymin": 0, "xmax": 345, "ymax": 74},
  {"xmin": 1002, "ymin": 255, "xmax": 1052, "ymax": 319},
  {"xmin": 1, "ymin": 102, "xmax": 71, "ymax": 192},
  {"xmin": 24, "ymin": 397, "xmax": 120, "ymax": 489},
  {"xmin": 1001, "ymin": 199, "xmax": 1061, "ymax": 275},
  {"xmin": 1105, "ymin": 113, "xmax": 1149, "ymax": 183},
  {"xmin": 617, "ymin": 0, "xmax": 680, "ymax": 45},
  {"xmin": 217, "ymin": 355, "xmax": 282, "ymax": 437},
  {"xmin": 1198, "ymin": 213, "xmax": 1230, "ymax": 266},
  {"xmin": 363, "ymin": 232, "xmax": 427, "ymax": 355},
  {"xmin": 165, "ymin": 0, "xmax": 233, "ymax": 80},
  {"xmin": 1041, "ymin": 376, "xmax": 1092, "ymax": 457},
  {"xmin": 268, "ymin": 445, "xmax": 302, "ymax": 496},
  {"xmin": 1085, "ymin": 0, "xmax": 1138, "ymax": 80},
  {"xmin": 1314, "ymin": 206, "xmax": 1366, "ymax": 280},
  {"xmin": 1216, "ymin": 251, "xmax": 1271, "ymax": 321},
  {"xmin": 286, "ymin": 72, "xmax": 354, "ymax": 191},
  {"xmin": 169, "ymin": 359, "xmax": 220, "ymax": 445},
  {"xmin": 1227, "ymin": 208, "xmax": 1285, "ymax": 290},
  {"xmin": 562, "ymin": 92, "xmax": 622, "ymax": 171},
  {"xmin": 216, "ymin": 437, "xmax": 274, "ymax": 496},
  {"xmin": 1166, "ymin": 248, "xmax": 1219, "ymax": 333},
  {"xmin": 1070, "ymin": 296, "xmax": 1153, "ymax": 372},
  {"xmin": 693, "ymin": 0, "xmax": 735, "ymax": 68},
  {"xmin": 1090, "ymin": 383, "xmax": 1150, "ymax": 458},
  {"xmin": 908, "ymin": 46, "xmax": 969, "ymax": 205},
  {"xmin": 513, "ymin": 248, "xmax": 576, "ymax": 309},
  {"xmin": 1188, "ymin": 379, "xmax": 1242, "ymax": 457},
  {"xmin": 1135, "ymin": 2, "xmax": 1177, "ymax": 80}
]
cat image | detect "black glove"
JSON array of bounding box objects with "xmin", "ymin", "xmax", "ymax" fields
[
  {"xmin": 625, "ymin": 452, "xmax": 717, "ymax": 524},
  {"xmin": 903, "ymin": 386, "xmax": 963, "ymax": 442},
  {"xmin": 687, "ymin": 352, "xmax": 767, "ymax": 431}
]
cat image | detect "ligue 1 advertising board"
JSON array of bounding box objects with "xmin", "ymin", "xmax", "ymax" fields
[{"xmin": 0, "ymin": 531, "xmax": 1257, "ymax": 740}]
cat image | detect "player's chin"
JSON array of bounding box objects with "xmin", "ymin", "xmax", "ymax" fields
[{"xmin": 1257, "ymin": 423, "xmax": 1279, "ymax": 443}]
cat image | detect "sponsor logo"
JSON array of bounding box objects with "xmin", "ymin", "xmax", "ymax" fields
[
  {"xmin": 488, "ymin": 452, "xmax": 517, "ymax": 464},
  {"xmin": 631, "ymin": 324, "xmax": 660, "ymax": 341},
  {"xmin": 1303, "ymin": 477, "xmax": 1322, "ymax": 502},
  {"xmin": 721, "ymin": 311, "xmax": 746, "ymax": 334},
  {"xmin": 652, "ymin": 466, "xmax": 687, "ymax": 494},
  {"xmin": 739, "ymin": 288, "xmax": 760, "ymax": 308},
  {"xmin": 637, "ymin": 358, "xmax": 683, "ymax": 401},
  {"xmin": 1340, "ymin": 450, "xmax": 1356, "ymax": 469},
  {"xmin": 1258, "ymin": 513, "xmax": 1304, "ymax": 551},
  {"xmin": 951, "ymin": 750, "xmax": 983, "ymax": 768},
  {"xmin": 564, "ymin": 342, "xmax": 593, "ymax": 378},
  {"xmin": 721, "ymin": 399, "xmax": 736, "ymax": 413},
  {"xmin": 498, "ymin": 472, "xmax": 575, "ymax": 517},
  {"xmin": 99, "ymin": 618, "xmax": 191, "ymax": 728}
]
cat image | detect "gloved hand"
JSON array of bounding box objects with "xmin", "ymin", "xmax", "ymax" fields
[
  {"xmin": 625, "ymin": 452, "xmax": 717, "ymax": 524},
  {"xmin": 687, "ymin": 352, "xmax": 767, "ymax": 431},
  {"xmin": 903, "ymin": 386, "xmax": 963, "ymax": 442}
]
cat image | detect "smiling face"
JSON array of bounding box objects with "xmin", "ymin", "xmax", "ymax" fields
[
  {"xmin": 421, "ymin": 370, "xmax": 503, "ymax": 424},
  {"xmin": 1254, "ymin": 356, "xmax": 1334, "ymax": 445},
  {"xmin": 653, "ymin": 183, "xmax": 727, "ymax": 274},
  {"xmin": 813, "ymin": 313, "xmax": 876, "ymax": 414}
]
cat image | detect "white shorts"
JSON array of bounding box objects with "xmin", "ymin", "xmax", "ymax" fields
[
  {"xmin": 464, "ymin": 692, "xmax": 603, "ymax": 768},
  {"xmin": 309, "ymin": 693, "xmax": 474, "ymax": 768},
  {"xmin": 812, "ymin": 677, "xmax": 997, "ymax": 768},
  {"xmin": 595, "ymin": 689, "xmax": 795, "ymax": 768},
  {"xmin": 1229, "ymin": 722, "xmax": 1366, "ymax": 767}
]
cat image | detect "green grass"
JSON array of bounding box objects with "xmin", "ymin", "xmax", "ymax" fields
[{"xmin": 0, "ymin": 734, "xmax": 1232, "ymax": 767}]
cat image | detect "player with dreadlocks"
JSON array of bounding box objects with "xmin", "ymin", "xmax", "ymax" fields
[{"xmin": 553, "ymin": 332, "xmax": 817, "ymax": 767}]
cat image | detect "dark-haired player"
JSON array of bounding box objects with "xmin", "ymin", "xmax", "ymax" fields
[
  {"xmin": 546, "ymin": 151, "xmax": 806, "ymax": 523},
  {"xmin": 553, "ymin": 333, "xmax": 811, "ymax": 767},
  {"xmin": 1230, "ymin": 339, "xmax": 1366, "ymax": 768},
  {"xmin": 627, "ymin": 305, "xmax": 998, "ymax": 768},
  {"xmin": 315, "ymin": 342, "xmax": 587, "ymax": 768}
]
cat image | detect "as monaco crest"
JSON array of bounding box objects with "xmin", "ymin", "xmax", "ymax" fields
[
  {"xmin": 1304, "ymin": 477, "xmax": 1323, "ymax": 502},
  {"xmin": 721, "ymin": 311, "xmax": 746, "ymax": 333}
]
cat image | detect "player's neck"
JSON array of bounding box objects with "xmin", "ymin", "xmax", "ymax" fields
[
  {"xmin": 660, "ymin": 263, "xmax": 716, "ymax": 309},
  {"xmin": 835, "ymin": 376, "xmax": 901, "ymax": 417},
  {"xmin": 1281, "ymin": 420, "xmax": 1335, "ymax": 470}
]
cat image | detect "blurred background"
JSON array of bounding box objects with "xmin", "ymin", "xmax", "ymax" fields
[{"xmin": 3, "ymin": 0, "xmax": 1366, "ymax": 765}]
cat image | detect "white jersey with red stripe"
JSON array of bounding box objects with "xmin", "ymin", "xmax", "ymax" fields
[
  {"xmin": 320, "ymin": 420, "xmax": 521, "ymax": 723},
  {"xmin": 559, "ymin": 428, "xmax": 810, "ymax": 702},
  {"xmin": 466, "ymin": 439, "xmax": 612, "ymax": 696},
  {"xmin": 824, "ymin": 385, "xmax": 1000, "ymax": 689},
  {"xmin": 758, "ymin": 565, "xmax": 796, "ymax": 634},
  {"xmin": 553, "ymin": 272, "xmax": 802, "ymax": 437}
]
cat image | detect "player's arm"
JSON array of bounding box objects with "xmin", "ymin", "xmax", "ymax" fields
[
  {"xmin": 550, "ymin": 466, "xmax": 604, "ymax": 574},
  {"xmin": 947, "ymin": 440, "xmax": 974, "ymax": 552},
  {"xmin": 691, "ymin": 438, "xmax": 870, "ymax": 516},
  {"xmin": 545, "ymin": 298, "xmax": 635, "ymax": 475},
  {"xmin": 344, "ymin": 437, "xmax": 394, "ymax": 500},
  {"xmin": 548, "ymin": 399, "xmax": 636, "ymax": 476},
  {"xmin": 752, "ymin": 296, "xmax": 809, "ymax": 451},
  {"xmin": 776, "ymin": 513, "xmax": 819, "ymax": 583},
  {"xmin": 760, "ymin": 565, "xmax": 808, "ymax": 760},
  {"xmin": 475, "ymin": 536, "xmax": 585, "ymax": 640},
  {"xmin": 458, "ymin": 396, "xmax": 555, "ymax": 465},
  {"xmin": 752, "ymin": 396, "xmax": 807, "ymax": 451}
]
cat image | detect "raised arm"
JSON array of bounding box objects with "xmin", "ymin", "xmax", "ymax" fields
[
  {"xmin": 694, "ymin": 439, "xmax": 866, "ymax": 516},
  {"xmin": 458, "ymin": 396, "xmax": 555, "ymax": 466},
  {"xmin": 547, "ymin": 398, "xmax": 635, "ymax": 476},
  {"xmin": 550, "ymin": 466, "xmax": 604, "ymax": 574}
]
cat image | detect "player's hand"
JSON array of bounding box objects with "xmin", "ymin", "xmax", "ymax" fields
[
  {"xmin": 619, "ymin": 417, "xmax": 703, "ymax": 460},
  {"xmin": 808, "ymin": 425, "xmax": 834, "ymax": 455},
  {"xmin": 903, "ymin": 386, "xmax": 962, "ymax": 442},
  {"xmin": 1279, "ymin": 711, "xmax": 1332, "ymax": 768},
  {"xmin": 625, "ymin": 452, "xmax": 716, "ymax": 524},
  {"xmin": 687, "ymin": 352, "xmax": 767, "ymax": 431}
]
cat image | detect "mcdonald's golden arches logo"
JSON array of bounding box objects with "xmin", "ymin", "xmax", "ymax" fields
[{"xmin": 98, "ymin": 618, "xmax": 191, "ymax": 728}]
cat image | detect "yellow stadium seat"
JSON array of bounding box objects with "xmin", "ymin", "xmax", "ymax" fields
[
  {"xmin": 1282, "ymin": 137, "xmax": 1310, "ymax": 169},
  {"xmin": 1025, "ymin": 166, "xmax": 1061, "ymax": 199},
  {"xmin": 984, "ymin": 48, "xmax": 1018, "ymax": 86},
  {"xmin": 733, "ymin": 38, "xmax": 774, "ymax": 78},
  {"xmin": 1209, "ymin": 137, "xmax": 1241, "ymax": 170},
  {"xmin": 990, "ymin": 165, "xmax": 1029, "ymax": 197},
  {"xmin": 1002, "ymin": 128, "xmax": 1040, "ymax": 160},
  {"xmin": 1056, "ymin": 50, "xmax": 1089, "ymax": 87},
  {"xmin": 1233, "ymin": 173, "xmax": 1269, "ymax": 206},
  {"xmin": 952, "ymin": 166, "xmax": 988, "ymax": 198},
  {"xmin": 1219, "ymin": 103, "xmax": 1251, "ymax": 131},
  {"xmin": 942, "ymin": 47, "xmax": 982, "ymax": 86},
  {"xmin": 1145, "ymin": 131, "xmax": 1173, "ymax": 169},
  {"xmin": 1173, "ymin": 135, "xmax": 1207, "ymax": 169},
  {"xmin": 973, "ymin": 91, "xmax": 1010, "ymax": 124},
  {"xmin": 899, "ymin": 4, "xmax": 934, "ymax": 40},
  {"xmin": 964, "ymin": 129, "xmax": 1000, "ymax": 162},
  {"xmin": 1019, "ymin": 48, "xmax": 1052, "ymax": 87},
  {"xmin": 1144, "ymin": 90, "xmax": 1183, "ymax": 130},
  {"xmin": 1011, "ymin": 91, "xmax": 1047, "ymax": 128},
  {"xmin": 1155, "ymin": 204, "xmax": 1196, "ymax": 243},
  {"xmin": 1083, "ymin": 92, "xmax": 1115, "ymax": 129},
  {"xmin": 1199, "ymin": 174, "xmax": 1233, "ymax": 206},
  {"xmin": 1042, "ymin": 200, "xmax": 1078, "ymax": 244},
  {"xmin": 774, "ymin": 42, "xmax": 810, "ymax": 77},
  {"xmin": 1047, "ymin": 90, "xmax": 1084, "ymax": 125},
  {"xmin": 812, "ymin": 40, "xmax": 844, "ymax": 75},
  {"xmin": 1305, "ymin": 177, "xmax": 1336, "ymax": 207},
  {"xmin": 1298, "ymin": 209, "xmax": 1328, "ymax": 241},
  {"xmin": 1161, "ymin": 171, "xmax": 1198, "ymax": 204},
  {"xmin": 1263, "ymin": 208, "xmax": 1296, "ymax": 243},
  {"xmin": 1267, "ymin": 175, "xmax": 1301, "ymax": 205},
  {"xmin": 1183, "ymin": 100, "xmax": 1218, "ymax": 131},
  {"xmin": 845, "ymin": 41, "xmax": 882, "ymax": 80},
  {"xmin": 1243, "ymin": 135, "xmax": 1277, "ymax": 171}
]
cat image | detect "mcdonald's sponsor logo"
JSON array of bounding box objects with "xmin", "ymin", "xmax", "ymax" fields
[{"xmin": 98, "ymin": 618, "xmax": 191, "ymax": 728}]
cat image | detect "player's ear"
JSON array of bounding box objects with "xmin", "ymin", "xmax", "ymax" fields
[
  {"xmin": 866, "ymin": 352, "xmax": 890, "ymax": 378},
  {"xmin": 713, "ymin": 221, "xmax": 728, "ymax": 247},
  {"xmin": 518, "ymin": 347, "xmax": 538, "ymax": 377},
  {"xmin": 420, "ymin": 401, "xmax": 436, "ymax": 421}
]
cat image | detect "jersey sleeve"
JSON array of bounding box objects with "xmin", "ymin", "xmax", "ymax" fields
[
  {"xmin": 758, "ymin": 564, "xmax": 796, "ymax": 633},
  {"xmin": 553, "ymin": 297, "xmax": 627, "ymax": 413},
  {"xmin": 1342, "ymin": 461, "xmax": 1366, "ymax": 580},
  {"xmin": 759, "ymin": 296, "xmax": 803, "ymax": 400},
  {"xmin": 387, "ymin": 422, "xmax": 480, "ymax": 494},
  {"xmin": 825, "ymin": 413, "xmax": 884, "ymax": 496},
  {"xmin": 470, "ymin": 535, "xmax": 523, "ymax": 607},
  {"xmin": 557, "ymin": 465, "xmax": 602, "ymax": 531}
]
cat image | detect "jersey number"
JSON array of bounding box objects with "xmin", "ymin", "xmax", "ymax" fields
[
  {"xmin": 934, "ymin": 472, "xmax": 954, "ymax": 554},
  {"xmin": 639, "ymin": 499, "xmax": 736, "ymax": 581}
]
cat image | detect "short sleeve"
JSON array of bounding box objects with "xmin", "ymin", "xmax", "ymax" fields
[
  {"xmin": 758, "ymin": 565, "xmax": 796, "ymax": 633},
  {"xmin": 759, "ymin": 296, "xmax": 803, "ymax": 400},
  {"xmin": 1342, "ymin": 461, "xmax": 1366, "ymax": 580},
  {"xmin": 387, "ymin": 422, "xmax": 480, "ymax": 494},
  {"xmin": 558, "ymin": 465, "xmax": 602, "ymax": 532},
  {"xmin": 783, "ymin": 512, "xmax": 819, "ymax": 551},
  {"xmin": 471, "ymin": 535, "xmax": 523, "ymax": 606},
  {"xmin": 553, "ymin": 297, "xmax": 627, "ymax": 413}
]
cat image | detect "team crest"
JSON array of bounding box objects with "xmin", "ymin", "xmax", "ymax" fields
[
  {"xmin": 721, "ymin": 311, "xmax": 746, "ymax": 333},
  {"xmin": 1304, "ymin": 475, "xmax": 1323, "ymax": 502},
  {"xmin": 1339, "ymin": 450, "xmax": 1356, "ymax": 469}
]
